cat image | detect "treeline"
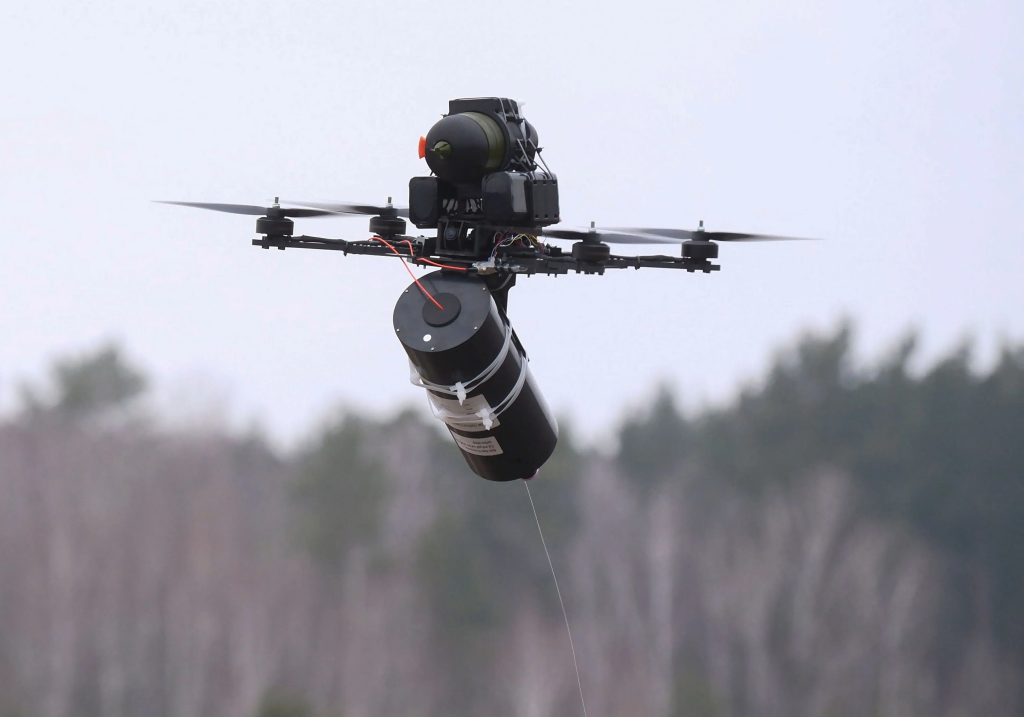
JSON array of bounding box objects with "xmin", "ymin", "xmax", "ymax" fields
[
  {"xmin": 620, "ymin": 325, "xmax": 1024, "ymax": 657},
  {"xmin": 290, "ymin": 323, "xmax": 1024, "ymax": 680},
  {"xmin": 2, "ymin": 325, "xmax": 1022, "ymax": 717}
]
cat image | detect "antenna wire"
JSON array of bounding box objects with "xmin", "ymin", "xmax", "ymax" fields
[{"xmin": 524, "ymin": 480, "xmax": 589, "ymax": 717}]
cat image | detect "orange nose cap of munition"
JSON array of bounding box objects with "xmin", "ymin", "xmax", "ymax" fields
[{"xmin": 418, "ymin": 136, "xmax": 427, "ymax": 159}]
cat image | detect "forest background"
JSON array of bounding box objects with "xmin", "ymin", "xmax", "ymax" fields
[{"xmin": 1, "ymin": 324, "xmax": 1021, "ymax": 717}]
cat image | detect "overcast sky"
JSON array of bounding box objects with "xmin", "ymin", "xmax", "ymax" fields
[{"xmin": 2, "ymin": 0, "xmax": 1021, "ymax": 445}]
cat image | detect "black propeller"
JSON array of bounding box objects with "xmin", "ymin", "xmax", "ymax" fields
[
  {"xmin": 606, "ymin": 220, "xmax": 819, "ymax": 243},
  {"xmin": 539, "ymin": 224, "xmax": 681, "ymax": 245},
  {"xmin": 155, "ymin": 200, "xmax": 334, "ymax": 219},
  {"xmin": 284, "ymin": 198, "xmax": 409, "ymax": 219},
  {"xmin": 542, "ymin": 220, "xmax": 818, "ymax": 245},
  {"xmin": 156, "ymin": 198, "xmax": 342, "ymax": 238}
]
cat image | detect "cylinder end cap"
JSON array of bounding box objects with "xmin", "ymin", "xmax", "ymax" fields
[{"xmin": 422, "ymin": 293, "xmax": 462, "ymax": 327}]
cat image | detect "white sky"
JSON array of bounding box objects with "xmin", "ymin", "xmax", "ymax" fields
[{"xmin": 2, "ymin": 0, "xmax": 1021, "ymax": 446}]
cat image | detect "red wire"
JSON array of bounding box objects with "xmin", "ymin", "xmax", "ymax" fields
[
  {"xmin": 372, "ymin": 237, "xmax": 444, "ymax": 311},
  {"xmin": 397, "ymin": 242, "xmax": 466, "ymax": 272},
  {"xmin": 417, "ymin": 257, "xmax": 468, "ymax": 271}
]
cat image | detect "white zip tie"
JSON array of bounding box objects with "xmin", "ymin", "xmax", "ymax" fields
[
  {"xmin": 426, "ymin": 355, "xmax": 529, "ymax": 431},
  {"xmin": 409, "ymin": 323, "xmax": 514, "ymax": 403}
]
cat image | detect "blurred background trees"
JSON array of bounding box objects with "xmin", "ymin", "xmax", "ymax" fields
[
  {"xmin": 291, "ymin": 415, "xmax": 389, "ymax": 569},
  {"xmin": 0, "ymin": 326, "xmax": 1021, "ymax": 716},
  {"xmin": 18, "ymin": 343, "xmax": 147, "ymax": 419}
]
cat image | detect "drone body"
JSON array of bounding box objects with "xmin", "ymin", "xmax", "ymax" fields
[
  {"xmin": 412, "ymin": 98, "xmax": 558, "ymax": 240},
  {"xmin": 160, "ymin": 97, "xmax": 814, "ymax": 480}
]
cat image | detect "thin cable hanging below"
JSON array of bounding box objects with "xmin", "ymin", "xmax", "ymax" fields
[{"xmin": 524, "ymin": 480, "xmax": 589, "ymax": 717}]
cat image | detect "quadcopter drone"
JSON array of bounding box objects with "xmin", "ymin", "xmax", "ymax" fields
[{"xmin": 161, "ymin": 97, "xmax": 812, "ymax": 482}]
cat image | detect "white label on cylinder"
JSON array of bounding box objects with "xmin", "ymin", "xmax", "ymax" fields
[
  {"xmin": 451, "ymin": 433, "xmax": 504, "ymax": 456},
  {"xmin": 428, "ymin": 393, "xmax": 501, "ymax": 432}
]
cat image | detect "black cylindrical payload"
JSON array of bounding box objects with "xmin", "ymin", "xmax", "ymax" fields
[{"xmin": 393, "ymin": 271, "xmax": 558, "ymax": 482}]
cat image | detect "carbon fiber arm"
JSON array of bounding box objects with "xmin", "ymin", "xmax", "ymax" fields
[{"xmin": 252, "ymin": 235, "xmax": 719, "ymax": 276}]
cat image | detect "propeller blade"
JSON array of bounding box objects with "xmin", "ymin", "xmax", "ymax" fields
[
  {"xmin": 278, "ymin": 208, "xmax": 338, "ymax": 218},
  {"xmin": 607, "ymin": 227, "xmax": 691, "ymax": 241},
  {"xmin": 156, "ymin": 201, "xmax": 267, "ymax": 215},
  {"xmin": 609, "ymin": 227, "xmax": 819, "ymax": 242},
  {"xmin": 540, "ymin": 227, "xmax": 683, "ymax": 245},
  {"xmin": 155, "ymin": 201, "xmax": 335, "ymax": 218},
  {"xmin": 702, "ymin": 231, "xmax": 819, "ymax": 243},
  {"xmin": 284, "ymin": 199, "xmax": 410, "ymax": 218}
]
